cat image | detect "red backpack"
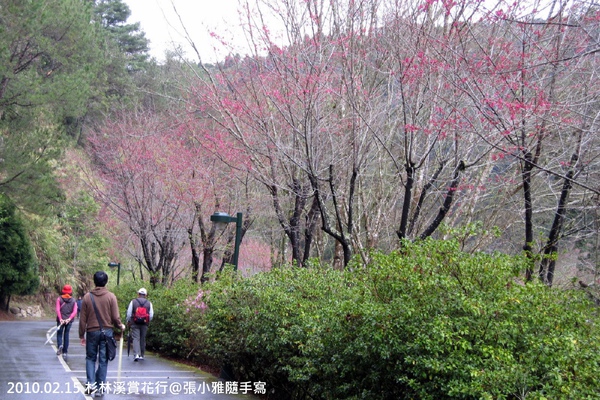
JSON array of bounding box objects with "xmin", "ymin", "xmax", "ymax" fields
[{"xmin": 133, "ymin": 299, "xmax": 150, "ymax": 325}]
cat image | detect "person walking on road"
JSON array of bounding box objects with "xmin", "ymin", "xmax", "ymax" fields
[
  {"xmin": 55, "ymin": 284, "xmax": 77, "ymax": 361},
  {"xmin": 126, "ymin": 288, "xmax": 153, "ymax": 361},
  {"xmin": 79, "ymin": 271, "xmax": 125, "ymax": 396},
  {"xmin": 76, "ymin": 296, "xmax": 82, "ymax": 319}
]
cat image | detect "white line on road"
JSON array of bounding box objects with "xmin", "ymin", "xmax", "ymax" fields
[
  {"xmin": 46, "ymin": 325, "xmax": 210, "ymax": 399},
  {"xmin": 46, "ymin": 326, "xmax": 88, "ymax": 399}
]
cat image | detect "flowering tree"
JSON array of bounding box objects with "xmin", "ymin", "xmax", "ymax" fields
[
  {"xmin": 167, "ymin": 0, "xmax": 600, "ymax": 283},
  {"xmin": 178, "ymin": 98, "xmax": 265, "ymax": 277},
  {"xmin": 444, "ymin": 0, "xmax": 600, "ymax": 284},
  {"xmin": 189, "ymin": 49, "xmax": 326, "ymax": 267},
  {"xmin": 87, "ymin": 111, "xmax": 185, "ymax": 284},
  {"xmin": 87, "ymin": 105, "xmax": 261, "ymax": 283},
  {"xmin": 187, "ymin": 0, "xmax": 496, "ymax": 268}
]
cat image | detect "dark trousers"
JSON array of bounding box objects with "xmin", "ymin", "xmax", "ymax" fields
[
  {"xmin": 85, "ymin": 329, "xmax": 112, "ymax": 388},
  {"xmin": 56, "ymin": 321, "xmax": 73, "ymax": 353}
]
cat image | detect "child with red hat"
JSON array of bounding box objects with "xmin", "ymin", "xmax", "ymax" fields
[{"xmin": 55, "ymin": 284, "xmax": 78, "ymax": 361}]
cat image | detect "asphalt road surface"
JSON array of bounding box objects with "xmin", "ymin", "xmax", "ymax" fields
[{"xmin": 0, "ymin": 319, "xmax": 262, "ymax": 400}]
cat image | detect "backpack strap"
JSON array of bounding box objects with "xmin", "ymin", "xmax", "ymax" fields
[
  {"xmin": 58, "ymin": 297, "xmax": 75, "ymax": 320},
  {"xmin": 90, "ymin": 294, "xmax": 105, "ymax": 332},
  {"xmin": 59, "ymin": 297, "xmax": 67, "ymax": 309},
  {"xmin": 134, "ymin": 298, "xmax": 147, "ymax": 310}
]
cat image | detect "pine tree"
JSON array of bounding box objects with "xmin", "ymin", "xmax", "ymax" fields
[{"xmin": 0, "ymin": 195, "xmax": 39, "ymax": 311}]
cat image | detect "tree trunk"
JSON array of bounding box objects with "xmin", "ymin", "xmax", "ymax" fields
[
  {"xmin": 189, "ymin": 227, "xmax": 200, "ymax": 283},
  {"xmin": 522, "ymin": 151, "xmax": 535, "ymax": 282},
  {"xmin": 408, "ymin": 162, "xmax": 445, "ymax": 237},
  {"xmin": 302, "ymin": 197, "xmax": 320, "ymax": 266},
  {"xmin": 397, "ymin": 162, "xmax": 415, "ymax": 241},
  {"xmin": 539, "ymin": 154, "xmax": 578, "ymax": 286},
  {"xmin": 419, "ymin": 161, "xmax": 466, "ymax": 240},
  {"xmin": 201, "ymin": 247, "xmax": 214, "ymax": 283},
  {"xmin": 269, "ymin": 179, "xmax": 313, "ymax": 267},
  {"xmin": 0, "ymin": 294, "xmax": 9, "ymax": 312},
  {"xmin": 308, "ymin": 166, "xmax": 353, "ymax": 267}
]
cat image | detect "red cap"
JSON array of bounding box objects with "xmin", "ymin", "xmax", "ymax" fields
[{"xmin": 62, "ymin": 285, "xmax": 73, "ymax": 294}]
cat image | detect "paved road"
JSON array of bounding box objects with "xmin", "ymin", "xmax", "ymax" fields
[{"xmin": 0, "ymin": 320, "xmax": 262, "ymax": 399}]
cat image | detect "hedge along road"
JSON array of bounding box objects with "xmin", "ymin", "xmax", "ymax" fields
[{"xmin": 0, "ymin": 319, "xmax": 262, "ymax": 400}]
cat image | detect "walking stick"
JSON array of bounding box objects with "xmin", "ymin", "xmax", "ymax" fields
[{"xmin": 117, "ymin": 331, "xmax": 124, "ymax": 383}]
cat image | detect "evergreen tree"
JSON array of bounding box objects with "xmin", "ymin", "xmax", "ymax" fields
[
  {"xmin": 0, "ymin": 0, "xmax": 105, "ymax": 214},
  {"xmin": 0, "ymin": 195, "xmax": 39, "ymax": 311},
  {"xmin": 93, "ymin": 0, "xmax": 150, "ymax": 72}
]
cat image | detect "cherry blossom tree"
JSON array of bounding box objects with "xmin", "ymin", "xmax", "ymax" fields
[
  {"xmin": 87, "ymin": 111, "xmax": 184, "ymax": 284},
  {"xmin": 168, "ymin": 0, "xmax": 600, "ymax": 282},
  {"xmin": 445, "ymin": 0, "xmax": 600, "ymax": 284},
  {"xmin": 186, "ymin": 0, "xmax": 495, "ymax": 268}
]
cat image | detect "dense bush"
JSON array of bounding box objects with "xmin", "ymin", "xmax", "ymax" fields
[
  {"xmin": 112, "ymin": 239, "xmax": 600, "ymax": 399},
  {"xmin": 187, "ymin": 239, "xmax": 600, "ymax": 399}
]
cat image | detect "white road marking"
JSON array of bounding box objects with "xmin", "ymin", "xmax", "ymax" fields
[
  {"xmin": 45, "ymin": 325, "xmax": 210, "ymax": 399},
  {"xmin": 47, "ymin": 326, "xmax": 89, "ymax": 398}
]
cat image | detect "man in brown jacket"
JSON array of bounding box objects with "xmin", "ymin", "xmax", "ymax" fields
[{"xmin": 79, "ymin": 271, "xmax": 125, "ymax": 396}]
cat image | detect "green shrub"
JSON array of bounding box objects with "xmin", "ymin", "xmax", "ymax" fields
[{"xmin": 186, "ymin": 239, "xmax": 600, "ymax": 399}]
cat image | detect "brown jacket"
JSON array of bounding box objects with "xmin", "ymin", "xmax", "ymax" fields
[{"xmin": 79, "ymin": 286, "xmax": 123, "ymax": 338}]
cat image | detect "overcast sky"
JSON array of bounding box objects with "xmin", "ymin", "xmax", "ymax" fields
[
  {"xmin": 124, "ymin": 0, "xmax": 247, "ymax": 63},
  {"xmin": 125, "ymin": 0, "xmax": 560, "ymax": 63}
]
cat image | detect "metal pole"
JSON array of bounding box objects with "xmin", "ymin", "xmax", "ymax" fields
[{"xmin": 108, "ymin": 262, "xmax": 121, "ymax": 285}]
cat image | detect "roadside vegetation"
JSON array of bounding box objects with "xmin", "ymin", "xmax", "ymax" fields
[
  {"xmin": 112, "ymin": 238, "xmax": 600, "ymax": 399},
  {"xmin": 2, "ymin": 0, "xmax": 600, "ymax": 398}
]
